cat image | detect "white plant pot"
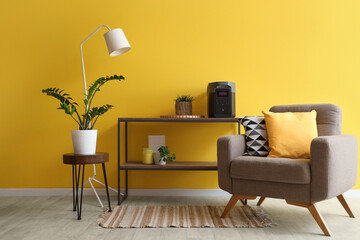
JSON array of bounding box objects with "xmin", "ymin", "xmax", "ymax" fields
[
  {"xmin": 71, "ymin": 130, "xmax": 97, "ymax": 155},
  {"xmin": 154, "ymin": 151, "xmax": 166, "ymax": 165}
]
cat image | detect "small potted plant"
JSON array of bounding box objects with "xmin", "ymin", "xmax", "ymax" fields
[
  {"xmin": 42, "ymin": 74, "xmax": 124, "ymax": 155},
  {"xmin": 154, "ymin": 146, "xmax": 176, "ymax": 165},
  {"xmin": 175, "ymin": 94, "xmax": 194, "ymax": 115}
]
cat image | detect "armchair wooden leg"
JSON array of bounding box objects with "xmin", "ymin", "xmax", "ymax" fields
[
  {"xmin": 337, "ymin": 194, "xmax": 355, "ymax": 218},
  {"xmin": 221, "ymin": 195, "xmax": 239, "ymax": 218},
  {"xmin": 257, "ymin": 197, "xmax": 266, "ymax": 206},
  {"xmin": 221, "ymin": 195, "xmax": 257, "ymax": 218},
  {"xmin": 308, "ymin": 204, "xmax": 331, "ymax": 237},
  {"xmin": 286, "ymin": 200, "xmax": 331, "ymax": 237}
]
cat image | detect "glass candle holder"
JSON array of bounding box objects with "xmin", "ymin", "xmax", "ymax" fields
[{"xmin": 142, "ymin": 148, "xmax": 153, "ymax": 165}]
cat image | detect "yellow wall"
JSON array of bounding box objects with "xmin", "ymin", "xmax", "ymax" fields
[{"xmin": 1, "ymin": 0, "xmax": 359, "ymax": 189}]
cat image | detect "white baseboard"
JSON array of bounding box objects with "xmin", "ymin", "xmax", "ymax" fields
[
  {"xmin": 0, "ymin": 188, "xmax": 359, "ymax": 198},
  {"xmin": 0, "ymin": 188, "xmax": 231, "ymax": 197},
  {"xmin": 126, "ymin": 189, "xmax": 231, "ymax": 197},
  {"xmin": 344, "ymin": 189, "xmax": 360, "ymax": 198}
]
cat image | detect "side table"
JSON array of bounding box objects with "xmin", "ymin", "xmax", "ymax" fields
[{"xmin": 63, "ymin": 152, "xmax": 112, "ymax": 220}]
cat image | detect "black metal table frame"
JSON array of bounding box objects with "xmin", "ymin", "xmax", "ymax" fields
[{"xmin": 117, "ymin": 118, "xmax": 243, "ymax": 205}]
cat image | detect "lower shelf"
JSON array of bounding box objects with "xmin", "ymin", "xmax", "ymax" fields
[{"xmin": 119, "ymin": 161, "xmax": 217, "ymax": 171}]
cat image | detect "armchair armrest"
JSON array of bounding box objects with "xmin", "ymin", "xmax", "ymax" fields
[
  {"xmin": 217, "ymin": 135, "xmax": 246, "ymax": 193},
  {"xmin": 310, "ymin": 134, "xmax": 358, "ymax": 203}
]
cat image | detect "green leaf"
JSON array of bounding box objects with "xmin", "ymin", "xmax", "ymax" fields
[
  {"xmin": 174, "ymin": 94, "xmax": 194, "ymax": 102},
  {"xmin": 42, "ymin": 74, "xmax": 125, "ymax": 130},
  {"xmin": 71, "ymin": 106, "xmax": 76, "ymax": 115},
  {"xmin": 157, "ymin": 146, "xmax": 175, "ymax": 162}
]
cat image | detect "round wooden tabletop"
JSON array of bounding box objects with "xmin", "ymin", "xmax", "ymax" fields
[{"xmin": 63, "ymin": 152, "xmax": 109, "ymax": 165}]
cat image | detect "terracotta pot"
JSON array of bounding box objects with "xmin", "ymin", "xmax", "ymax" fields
[{"xmin": 175, "ymin": 102, "xmax": 192, "ymax": 115}]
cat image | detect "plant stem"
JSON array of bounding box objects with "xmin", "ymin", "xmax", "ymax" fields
[
  {"xmin": 74, "ymin": 109, "xmax": 83, "ymax": 127},
  {"xmin": 70, "ymin": 115, "xmax": 82, "ymax": 129},
  {"xmin": 84, "ymin": 113, "xmax": 91, "ymax": 130},
  {"xmin": 84, "ymin": 82, "xmax": 109, "ymax": 129},
  {"xmin": 87, "ymin": 84, "xmax": 102, "ymax": 110},
  {"xmin": 91, "ymin": 115, "xmax": 101, "ymax": 129},
  {"xmin": 87, "ymin": 79, "xmax": 116, "ymax": 111}
]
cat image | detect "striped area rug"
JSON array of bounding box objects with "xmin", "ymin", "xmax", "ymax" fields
[{"xmin": 98, "ymin": 205, "xmax": 275, "ymax": 228}]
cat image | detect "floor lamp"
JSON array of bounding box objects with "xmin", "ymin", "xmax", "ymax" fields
[{"xmin": 80, "ymin": 24, "xmax": 131, "ymax": 207}]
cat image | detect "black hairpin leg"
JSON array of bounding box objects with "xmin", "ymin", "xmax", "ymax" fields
[
  {"xmin": 72, "ymin": 165, "xmax": 76, "ymax": 211},
  {"xmin": 74, "ymin": 164, "xmax": 80, "ymax": 219},
  {"xmin": 79, "ymin": 164, "xmax": 85, "ymax": 219},
  {"xmin": 74, "ymin": 164, "xmax": 85, "ymax": 220},
  {"xmin": 102, "ymin": 163, "xmax": 112, "ymax": 212}
]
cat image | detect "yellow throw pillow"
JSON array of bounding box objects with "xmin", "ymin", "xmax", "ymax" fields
[{"xmin": 262, "ymin": 110, "xmax": 318, "ymax": 159}]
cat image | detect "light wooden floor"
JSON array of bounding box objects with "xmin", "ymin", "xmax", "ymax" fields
[{"xmin": 0, "ymin": 195, "xmax": 359, "ymax": 240}]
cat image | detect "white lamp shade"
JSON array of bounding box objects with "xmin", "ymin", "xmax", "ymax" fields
[{"xmin": 104, "ymin": 28, "xmax": 131, "ymax": 56}]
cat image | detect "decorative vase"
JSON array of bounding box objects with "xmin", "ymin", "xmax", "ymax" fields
[
  {"xmin": 71, "ymin": 130, "xmax": 97, "ymax": 155},
  {"xmin": 153, "ymin": 151, "xmax": 166, "ymax": 165},
  {"xmin": 175, "ymin": 102, "xmax": 192, "ymax": 115}
]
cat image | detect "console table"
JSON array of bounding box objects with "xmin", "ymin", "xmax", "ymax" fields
[{"xmin": 117, "ymin": 117, "xmax": 241, "ymax": 205}]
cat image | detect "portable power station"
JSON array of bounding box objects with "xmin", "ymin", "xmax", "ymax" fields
[{"xmin": 207, "ymin": 82, "xmax": 235, "ymax": 118}]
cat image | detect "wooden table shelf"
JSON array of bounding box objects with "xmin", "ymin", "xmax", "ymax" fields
[
  {"xmin": 117, "ymin": 117, "xmax": 241, "ymax": 205},
  {"xmin": 120, "ymin": 161, "xmax": 217, "ymax": 171},
  {"xmin": 118, "ymin": 117, "xmax": 240, "ymax": 123}
]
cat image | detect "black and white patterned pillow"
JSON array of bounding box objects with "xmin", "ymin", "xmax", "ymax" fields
[{"xmin": 240, "ymin": 116, "xmax": 270, "ymax": 156}]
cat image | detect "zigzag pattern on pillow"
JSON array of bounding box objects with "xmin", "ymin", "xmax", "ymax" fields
[{"xmin": 241, "ymin": 116, "xmax": 270, "ymax": 156}]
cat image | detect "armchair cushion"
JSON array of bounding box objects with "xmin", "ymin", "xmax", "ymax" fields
[{"xmin": 230, "ymin": 156, "xmax": 311, "ymax": 184}]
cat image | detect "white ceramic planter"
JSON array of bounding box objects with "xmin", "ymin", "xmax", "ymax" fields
[
  {"xmin": 71, "ymin": 130, "xmax": 97, "ymax": 155},
  {"xmin": 153, "ymin": 151, "xmax": 166, "ymax": 165}
]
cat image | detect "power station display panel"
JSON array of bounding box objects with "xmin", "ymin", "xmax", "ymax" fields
[{"xmin": 217, "ymin": 91, "xmax": 229, "ymax": 97}]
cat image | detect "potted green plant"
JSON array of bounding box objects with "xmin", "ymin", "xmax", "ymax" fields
[
  {"xmin": 42, "ymin": 74, "xmax": 124, "ymax": 154},
  {"xmin": 154, "ymin": 146, "xmax": 176, "ymax": 165},
  {"xmin": 175, "ymin": 94, "xmax": 194, "ymax": 115}
]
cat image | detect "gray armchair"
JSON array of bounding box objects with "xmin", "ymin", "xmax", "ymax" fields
[{"xmin": 218, "ymin": 104, "xmax": 358, "ymax": 236}]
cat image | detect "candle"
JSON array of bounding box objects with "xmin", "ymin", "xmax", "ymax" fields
[{"xmin": 142, "ymin": 148, "xmax": 153, "ymax": 165}]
